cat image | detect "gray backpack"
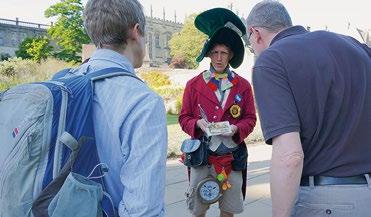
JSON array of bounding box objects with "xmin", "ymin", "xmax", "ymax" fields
[{"xmin": 0, "ymin": 67, "xmax": 138, "ymax": 217}]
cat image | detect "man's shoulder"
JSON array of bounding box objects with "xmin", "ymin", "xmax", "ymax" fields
[
  {"xmin": 254, "ymin": 48, "xmax": 284, "ymax": 72},
  {"xmin": 232, "ymin": 71, "xmax": 248, "ymax": 82},
  {"xmin": 232, "ymin": 71, "xmax": 251, "ymax": 90},
  {"xmin": 271, "ymin": 30, "xmax": 344, "ymax": 52},
  {"xmin": 185, "ymin": 71, "xmax": 206, "ymax": 87}
]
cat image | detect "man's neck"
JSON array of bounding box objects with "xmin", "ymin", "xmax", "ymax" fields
[
  {"xmin": 102, "ymin": 44, "xmax": 135, "ymax": 67},
  {"xmin": 267, "ymin": 27, "xmax": 290, "ymax": 47},
  {"xmin": 122, "ymin": 49, "xmax": 135, "ymax": 66},
  {"xmin": 265, "ymin": 32, "xmax": 279, "ymax": 48}
]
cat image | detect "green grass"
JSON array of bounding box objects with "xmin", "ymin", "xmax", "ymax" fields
[{"xmin": 166, "ymin": 114, "xmax": 179, "ymax": 126}]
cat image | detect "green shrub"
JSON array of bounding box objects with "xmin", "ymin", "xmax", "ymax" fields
[
  {"xmin": 0, "ymin": 63, "xmax": 16, "ymax": 77},
  {"xmin": 153, "ymin": 86, "xmax": 184, "ymax": 101},
  {"xmin": 139, "ymin": 71, "xmax": 171, "ymax": 88},
  {"xmin": 16, "ymin": 37, "xmax": 53, "ymax": 62},
  {"xmin": 0, "ymin": 58, "xmax": 38, "ymax": 79},
  {"xmin": 150, "ymin": 85, "xmax": 184, "ymax": 115}
]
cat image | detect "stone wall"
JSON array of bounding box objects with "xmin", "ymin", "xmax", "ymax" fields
[{"xmin": 0, "ymin": 18, "xmax": 48, "ymax": 56}]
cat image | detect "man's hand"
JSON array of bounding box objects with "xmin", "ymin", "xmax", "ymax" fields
[
  {"xmin": 196, "ymin": 119, "xmax": 209, "ymax": 132},
  {"xmin": 221, "ymin": 124, "xmax": 238, "ymax": 137}
]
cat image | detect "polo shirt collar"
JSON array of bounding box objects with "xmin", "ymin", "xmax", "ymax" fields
[{"xmin": 270, "ymin": 25, "xmax": 308, "ymax": 46}]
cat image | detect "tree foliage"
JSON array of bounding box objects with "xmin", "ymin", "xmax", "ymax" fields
[
  {"xmin": 169, "ymin": 14, "xmax": 207, "ymax": 69},
  {"xmin": 15, "ymin": 38, "xmax": 33, "ymax": 60},
  {"xmin": 15, "ymin": 37, "xmax": 53, "ymax": 62},
  {"xmin": 45, "ymin": 0, "xmax": 90, "ymax": 62}
]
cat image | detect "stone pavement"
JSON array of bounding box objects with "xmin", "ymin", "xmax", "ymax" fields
[{"xmin": 165, "ymin": 144, "xmax": 272, "ymax": 217}]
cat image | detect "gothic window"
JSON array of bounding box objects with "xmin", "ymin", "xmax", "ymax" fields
[
  {"xmin": 148, "ymin": 33, "xmax": 153, "ymax": 59},
  {"xmin": 155, "ymin": 34, "xmax": 160, "ymax": 48}
]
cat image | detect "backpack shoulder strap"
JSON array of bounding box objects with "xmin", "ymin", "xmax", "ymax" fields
[
  {"xmin": 85, "ymin": 67, "xmax": 142, "ymax": 82},
  {"xmin": 52, "ymin": 68, "xmax": 73, "ymax": 80}
]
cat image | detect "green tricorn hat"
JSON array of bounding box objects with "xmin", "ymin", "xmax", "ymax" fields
[{"xmin": 195, "ymin": 8, "xmax": 247, "ymax": 68}]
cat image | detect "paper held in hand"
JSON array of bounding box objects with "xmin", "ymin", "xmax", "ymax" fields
[{"xmin": 205, "ymin": 121, "xmax": 232, "ymax": 137}]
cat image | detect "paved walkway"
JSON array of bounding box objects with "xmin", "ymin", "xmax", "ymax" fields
[{"xmin": 165, "ymin": 144, "xmax": 272, "ymax": 217}]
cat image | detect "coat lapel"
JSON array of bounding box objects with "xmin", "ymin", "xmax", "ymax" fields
[
  {"xmin": 193, "ymin": 74, "xmax": 220, "ymax": 105},
  {"xmin": 195, "ymin": 82, "xmax": 220, "ymax": 105},
  {"xmin": 224, "ymin": 82, "xmax": 239, "ymax": 111}
]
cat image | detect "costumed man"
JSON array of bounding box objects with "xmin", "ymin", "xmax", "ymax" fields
[{"xmin": 179, "ymin": 8, "xmax": 257, "ymax": 217}]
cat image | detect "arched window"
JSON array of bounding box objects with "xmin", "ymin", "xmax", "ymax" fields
[
  {"xmin": 148, "ymin": 33, "xmax": 153, "ymax": 59},
  {"xmin": 155, "ymin": 33, "xmax": 160, "ymax": 48}
]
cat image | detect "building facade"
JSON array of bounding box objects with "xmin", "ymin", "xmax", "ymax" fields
[
  {"xmin": 83, "ymin": 16, "xmax": 183, "ymax": 66},
  {"xmin": 0, "ymin": 17, "xmax": 183, "ymax": 66},
  {"xmin": 145, "ymin": 17, "xmax": 182, "ymax": 66}
]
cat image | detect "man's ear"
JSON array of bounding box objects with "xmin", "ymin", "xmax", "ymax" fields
[
  {"xmin": 129, "ymin": 23, "xmax": 141, "ymax": 41},
  {"xmin": 254, "ymin": 29, "xmax": 263, "ymax": 44}
]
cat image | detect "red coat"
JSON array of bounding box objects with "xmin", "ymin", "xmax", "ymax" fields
[
  {"xmin": 179, "ymin": 71, "xmax": 257, "ymax": 199},
  {"xmin": 179, "ymin": 71, "xmax": 256, "ymax": 143}
]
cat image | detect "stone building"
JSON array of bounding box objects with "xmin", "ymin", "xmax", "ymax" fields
[
  {"xmin": 0, "ymin": 16, "xmax": 183, "ymax": 66},
  {"xmin": 82, "ymin": 16, "xmax": 183, "ymax": 66},
  {"xmin": 145, "ymin": 16, "xmax": 182, "ymax": 67}
]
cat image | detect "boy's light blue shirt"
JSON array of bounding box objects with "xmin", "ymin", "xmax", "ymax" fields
[{"xmin": 74, "ymin": 49, "xmax": 167, "ymax": 217}]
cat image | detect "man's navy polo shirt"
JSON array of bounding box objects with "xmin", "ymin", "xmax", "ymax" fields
[{"xmin": 253, "ymin": 25, "xmax": 371, "ymax": 177}]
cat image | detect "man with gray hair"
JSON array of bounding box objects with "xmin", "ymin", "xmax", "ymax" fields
[
  {"xmin": 72, "ymin": 0, "xmax": 168, "ymax": 216},
  {"xmin": 247, "ymin": 1, "xmax": 371, "ymax": 217}
]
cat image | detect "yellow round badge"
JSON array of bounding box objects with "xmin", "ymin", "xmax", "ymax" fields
[{"xmin": 230, "ymin": 104, "xmax": 241, "ymax": 118}]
